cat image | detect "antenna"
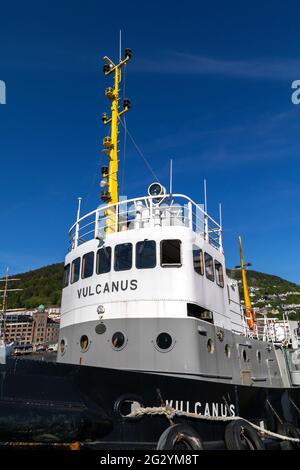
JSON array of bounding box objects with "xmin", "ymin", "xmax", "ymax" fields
[
  {"xmin": 119, "ymin": 30, "xmax": 122, "ymax": 62},
  {"xmin": 219, "ymin": 203, "xmax": 223, "ymax": 252},
  {"xmin": 169, "ymin": 159, "xmax": 173, "ymax": 195},
  {"xmin": 74, "ymin": 197, "xmax": 82, "ymax": 248},
  {"xmin": 76, "ymin": 197, "xmax": 82, "ymax": 222},
  {"xmin": 219, "ymin": 202, "xmax": 222, "ymax": 227},
  {"xmin": 0, "ymin": 268, "xmax": 22, "ymax": 352},
  {"xmin": 204, "ymin": 178, "xmax": 207, "ymax": 213},
  {"xmin": 204, "ymin": 179, "xmax": 208, "ymax": 240}
]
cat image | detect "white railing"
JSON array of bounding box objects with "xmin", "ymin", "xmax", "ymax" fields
[
  {"xmin": 68, "ymin": 194, "xmax": 222, "ymax": 252},
  {"xmin": 255, "ymin": 317, "xmax": 295, "ymax": 346}
]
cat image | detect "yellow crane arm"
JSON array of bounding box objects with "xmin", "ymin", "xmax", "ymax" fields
[{"xmin": 238, "ymin": 236, "xmax": 256, "ymax": 331}]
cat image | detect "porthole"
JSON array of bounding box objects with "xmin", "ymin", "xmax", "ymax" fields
[
  {"xmin": 95, "ymin": 323, "xmax": 106, "ymax": 334},
  {"xmin": 60, "ymin": 338, "xmax": 66, "ymax": 355},
  {"xmin": 242, "ymin": 349, "xmax": 247, "ymax": 361},
  {"xmin": 207, "ymin": 339, "xmax": 214, "ymax": 354},
  {"xmin": 112, "ymin": 332, "xmax": 126, "ymax": 350},
  {"xmin": 156, "ymin": 332, "xmax": 172, "ymax": 351},
  {"xmin": 225, "ymin": 344, "xmax": 231, "ymax": 358},
  {"xmin": 80, "ymin": 334, "xmax": 89, "ymax": 352},
  {"xmin": 257, "ymin": 350, "xmax": 261, "ymax": 363}
]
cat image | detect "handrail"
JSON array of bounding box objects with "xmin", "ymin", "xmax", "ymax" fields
[{"xmin": 68, "ymin": 193, "xmax": 222, "ymax": 252}]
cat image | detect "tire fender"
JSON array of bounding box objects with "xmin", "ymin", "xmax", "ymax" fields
[
  {"xmin": 225, "ymin": 419, "xmax": 265, "ymax": 450},
  {"xmin": 277, "ymin": 423, "xmax": 300, "ymax": 450},
  {"xmin": 156, "ymin": 424, "xmax": 203, "ymax": 450}
]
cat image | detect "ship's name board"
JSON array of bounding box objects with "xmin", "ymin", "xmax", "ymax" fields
[
  {"xmin": 77, "ymin": 279, "xmax": 138, "ymax": 299},
  {"xmin": 165, "ymin": 400, "xmax": 236, "ymax": 417}
]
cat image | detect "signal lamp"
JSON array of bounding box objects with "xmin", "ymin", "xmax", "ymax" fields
[
  {"xmin": 103, "ymin": 136, "xmax": 113, "ymax": 148},
  {"xmin": 124, "ymin": 48, "xmax": 133, "ymax": 59},
  {"xmin": 148, "ymin": 182, "xmax": 166, "ymax": 204},
  {"xmin": 100, "ymin": 180, "xmax": 108, "ymax": 188},
  {"xmin": 123, "ymin": 99, "xmax": 131, "ymax": 109},
  {"xmin": 101, "ymin": 190, "xmax": 111, "ymax": 202},
  {"xmin": 105, "ymin": 87, "xmax": 114, "ymax": 99},
  {"xmin": 103, "ymin": 64, "xmax": 111, "ymax": 74},
  {"xmin": 102, "ymin": 113, "xmax": 108, "ymax": 123},
  {"xmin": 101, "ymin": 165, "xmax": 109, "ymax": 176},
  {"xmin": 148, "ymin": 182, "xmax": 165, "ymax": 198}
]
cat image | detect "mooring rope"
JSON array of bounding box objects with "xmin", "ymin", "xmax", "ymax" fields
[{"xmin": 127, "ymin": 406, "xmax": 300, "ymax": 443}]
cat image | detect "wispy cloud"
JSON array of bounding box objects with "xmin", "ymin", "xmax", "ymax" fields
[
  {"xmin": 134, "ymin": 53, "xmax": 300, "ymax": 81},
  {"xmin": 147, "ymin": 108, "xmax": 300, "ymax": 170}
]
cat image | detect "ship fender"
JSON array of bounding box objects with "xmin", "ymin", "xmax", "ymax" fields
[
  {"xmin": 225, "ymin": 419, "xmax": 265, "ymax": 450},
  {"xmin": 156, "ymin": 424, "xmax": 203, "ymax": 450},
  {"xmin": 277, "ymin": 423, "xmax": 300, "ymax": 450}
]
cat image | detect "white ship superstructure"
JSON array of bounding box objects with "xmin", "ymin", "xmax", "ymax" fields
[
  {"xmin": 1, "ymin": 46, "xmax": 300, "ymax": 451},
  {"xmin": 57, "ymin": 48, "xmax": 300, "ymax": 391}
]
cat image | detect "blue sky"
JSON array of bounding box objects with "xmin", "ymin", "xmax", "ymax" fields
[{"xmin": 0, "ymin": 0, "xmax": 300, "ymax": 282}]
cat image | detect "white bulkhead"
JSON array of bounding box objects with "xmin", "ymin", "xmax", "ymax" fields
[{"xmin": 60, "ymin": 194, "xmax": 245, "ymax": 335}]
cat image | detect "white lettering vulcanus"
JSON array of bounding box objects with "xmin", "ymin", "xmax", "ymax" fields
[{"xmin": 77, "ymin": 279, "xmax": 138, "ymax": 298}]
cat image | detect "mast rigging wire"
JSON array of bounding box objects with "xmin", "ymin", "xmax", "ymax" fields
[{"xmin": 119, "ymin": 117, "xmax": 160, "ymax": 184}]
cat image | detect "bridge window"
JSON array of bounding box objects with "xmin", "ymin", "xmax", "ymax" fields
[
  {"xmin": 96, "ymin": 247, "xmax": 111, "ymax": 274},
  {"xmin": 63, "ymin": 264, "xmax": 70, "ymax": 287},
  {"xmin": 82, "ymin": 252, "xmax": 94, "ymax": 279},
  {"xmin": 215, "ymin": 261, "xmax": 224, "ymax": 287},
  {"xmin": 136, "ymin": 240, "xmax": 156, "ymax": 269},
  {"xmin": 71, "ymin": 257, "xmax": 81, "ymax": 284},
  {"xmin": 193, "ymin": 246, "xmax": 203, "ymax": 275},
  {"xmin": 115, "ymin": 243, "xmax": 132, "ymax": 271},
  {"xmin": 161, "ymin": 239, "xmax": 181, "ymax": 267},
  {"xmin": 204, "ymin": 252, "xmax": 214, "ymax": 282}
]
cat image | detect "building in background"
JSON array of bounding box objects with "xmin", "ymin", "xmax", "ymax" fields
[{"xmin": 4, "ymin": 304, "xmax": 60, "ymax": 348}]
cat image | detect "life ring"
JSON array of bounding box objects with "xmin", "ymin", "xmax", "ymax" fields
[
  {"xmin": 277, "ymin": 422, "xmax": 300, "ymax": 450},
  {"xmin": 225, "ymin": 419, "xmax": 265, "ymax": 450},
  {"xmin": 156, "ymin": 424, "xmax": 203, "ymax": 450}
]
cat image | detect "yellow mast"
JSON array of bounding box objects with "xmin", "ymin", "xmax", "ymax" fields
[
  {"xmin": 101, "ymin": 49, "xmax": 132, "ymax": 232},
  {"xmin": 238, "ymin": 236, "xmax": 256, "ymax": 331}
]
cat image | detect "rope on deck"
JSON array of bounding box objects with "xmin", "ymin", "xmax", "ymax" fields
[{"xmin": 127, "ymin": 405, "xmax": 300, "ymax": 443}]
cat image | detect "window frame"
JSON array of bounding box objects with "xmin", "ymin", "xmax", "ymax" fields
[
  {"xmin": 204, "ymin": 252, "xmax": 215, "ymax": 282},
  {"xmin": 214, "ymin": 260, "xmax": 224, "ymax": 288},
  {"xmin": 192, "ymin": 245, "xmax": 204, "ymax": 275},
  {"xmin": 136, "ymin": 240, "xmax": 156, "ymax": 269},
  {"xmin": 160, "ymin": 239, "xmax": 182, "ymax": 267},
  {"xmin": 81, "ymin": 251, "xmax": 95, "ymax": 279},
  {"xmin": 71, "ymin": 257, "xmax": 81, "ymax": 284},
  {"xmin": 63, "ymin": 264, "xmax": 70, "ymax": 288},
  {"xmin": 96, "ymin": 246, "xmax": 112, "ymax": 274},
  {"xmin": 114, "ymin": 243, "xmax": 133, "ymax": 272}
]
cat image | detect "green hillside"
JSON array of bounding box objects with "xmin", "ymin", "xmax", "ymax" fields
[
  {"xmin": 2, "ymin": 263, "xmax": 300, "ymax": 320},
  {"xmin": 227, "ymin": 269, "xmax": 300, "ymax": 320},
  {"xmin": 5, "ymin": 263, "xmax": 64, "ymax": 309},
  {"xmin": 227, "ymin": 269, "xmax": 299, "ymax": 293}
]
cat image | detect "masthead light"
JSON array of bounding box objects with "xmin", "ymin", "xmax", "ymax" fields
[
  {"xmin": 123, "ymin": 99, "xmax": 131, "ymax": 109},
  {"xmin": 124, "ymin": 48, "xmax": 133, "ymax": 60}
]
